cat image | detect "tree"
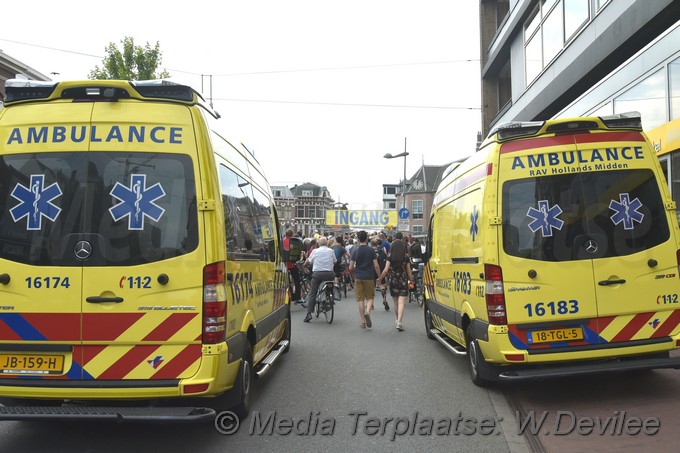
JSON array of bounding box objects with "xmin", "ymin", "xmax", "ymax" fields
[{"xmin": 89, "ymin": 37, "xmax": 171, "ymax": 80}]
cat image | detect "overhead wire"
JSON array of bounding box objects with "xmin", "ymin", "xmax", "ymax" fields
[{"xmin": 0, "ymin": 37, "xmax": 481, "ymax": 110}]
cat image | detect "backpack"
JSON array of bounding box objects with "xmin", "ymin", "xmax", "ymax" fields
[
  {"xmin": 410, "ymin": 242, "xmax": 423, "ymax": 259},
  {"xmin": 375, "ymin": 247, "xmax": 387, "ymax": 270}
]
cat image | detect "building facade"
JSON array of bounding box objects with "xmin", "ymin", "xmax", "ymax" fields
[
  {"xmin": 479, "ymin": 0, "xmax": 680, "ymax": 219},
  {"xmin": 396, "ymin": 163, "xmax": 453, "ymax": 238},
  {"xmin": 480, "ymin": 0, "xmax": 680, "ymax": 136},
  {"xmin": 280, "ymin": 182, "xmax": 334, "ymax": 238},
  {"xmin": 1, "ymin": 50, "xmax": 51, "ymax": 99}
]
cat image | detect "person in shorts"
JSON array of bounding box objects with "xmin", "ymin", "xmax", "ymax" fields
[
  {"xmin": 349, "ymin": 230, "xmax": 381, "ymax": 329},
  {"xmin": 377, "ymin": 232, "xmax": 413, "ymax": 331}
]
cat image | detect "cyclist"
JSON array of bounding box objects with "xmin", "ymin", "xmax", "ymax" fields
[{"xmin": 303, "ymin": 237, "xmax": 336, "ymax": 323}]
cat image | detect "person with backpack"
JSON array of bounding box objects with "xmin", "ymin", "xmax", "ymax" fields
[
  {"xmin": 376, "ymin": 232, "xmax": 413, "ymax": 331},
  {"xmin": 349, "ymin": 231, "xmax": 381, "ymax": 329},
  {"xmin": 371, "ymin": 237, "xmax": 389, "ymax": 311},
  {"xmin": 332, "ymin": 236, "xmax": 348, "ymax": 285}
]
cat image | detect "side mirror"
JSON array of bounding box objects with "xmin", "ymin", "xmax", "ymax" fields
[{"xmin": 286, "ymin": 237, "xmax": 303, "ymax": 262}]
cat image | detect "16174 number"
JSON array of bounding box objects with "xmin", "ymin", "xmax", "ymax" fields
[{"xmin": 25, "ymin": 277, "xmax": 71, "ymax": 289}]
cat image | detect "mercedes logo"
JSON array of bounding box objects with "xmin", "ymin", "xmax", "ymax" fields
[
  {"xmin": 74, "ymin": 240, "xmax": 93, "ymax": 260},
  {"xmin": 585, "ymin": 239, "xmax": 598, "ymax": 254}
]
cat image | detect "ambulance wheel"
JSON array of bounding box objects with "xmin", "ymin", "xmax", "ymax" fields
[
  {"xmin": 424, "ymin": 301, "xmax": 436, "ymax": 340},
  {"xmin": 465, "ymin": 325, "xmax": 495, "ymax": 387},
  {"xmin": 232, "ymin": 343, "xmax": 254, "ymax": 418}
]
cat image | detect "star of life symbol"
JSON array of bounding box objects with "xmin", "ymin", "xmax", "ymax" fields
[
  {"xmin": 470, "ymin": 206, "xmax": 479, "ymax": 241},
  {"xmin": 10, "ymin": 175, "xmax": 62, "ymax": 230},
  {"xmin": 109, "ymin": 174, "xmax": 166, "ymax": 230},
  {"xmin": 609, "ymin": 193, "xmax": 644, "ymax": 230},
  {"xmin": 526, "ymin": 200, "xmax": 564, "ymax": 237}
]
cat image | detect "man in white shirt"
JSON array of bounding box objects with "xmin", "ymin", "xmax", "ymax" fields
[{"xmin": 304, "ymin": 237, "xmax": 337, "ymax": 322}]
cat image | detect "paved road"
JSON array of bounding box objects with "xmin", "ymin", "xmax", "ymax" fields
[
  {"xmin": 0, "ymin": 288, "xmax": 520, "ymax": 452},
  {"xmin": 505, "ymin": 359, "xmax": 680, "ymax": 452}
]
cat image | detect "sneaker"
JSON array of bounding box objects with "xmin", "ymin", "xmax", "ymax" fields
[
  {"xmin": 364, "ymin": 313, "xmax": 372, "ymax": 328},
  {"xmin": 396, "ymin": 322, "xmax": 404, "ymax": 331},
  {"xmin": 359, "ymin": 322, "xmax": 366, "ymax": 329},
  {"xmin": 303, "ymin": 313, "xmax": 312, "ymax": 323}
]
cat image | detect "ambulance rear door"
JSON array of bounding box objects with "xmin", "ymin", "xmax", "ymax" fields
[
  {"xmin": 0, "ymin": 102, "xmax": 92, "ymax": 379},
  {"xmin": 79, "ymin": 102, "xmax": 204, "ymax": 382},
  {"xmin": 498, "ymin": 134, "xmax": 599, "ymax": 351},
  {"xmin": 576, "ymin": 132, "xmax": 680, "ymax": 346}
]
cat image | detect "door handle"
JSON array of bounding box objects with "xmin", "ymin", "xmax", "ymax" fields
[
  {"xmin": 598, "ymin": 279, "xmax": 626, "ymax": 286},
  {"xmin": 86, "ymin": 296, "xmax": 124, "ymax": 303}
]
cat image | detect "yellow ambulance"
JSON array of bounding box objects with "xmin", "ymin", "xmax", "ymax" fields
[
  {"xmin": 423, "ymin": 112, "xmax": 680, "ymax": 385},
  {"xmin": 0, "ymin": 79, "xmax": 293, "ymax": 421}
]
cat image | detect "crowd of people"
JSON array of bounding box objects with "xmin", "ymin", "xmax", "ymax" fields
[{"xmin": 284, "ymin": 228, "xmax": 426, "ymax": 332}]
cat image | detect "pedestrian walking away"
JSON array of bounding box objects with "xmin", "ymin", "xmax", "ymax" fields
[
  {"xmin": 303, "ymin": 237, "xmax": 336, "ymax": 323},
  {"xmin": 377, "ymin": 232, "xmax": 413, "ymax": 331},
  {"xmin": 349, "ymin": 231, "xmax": 382, "ymax": 329},
  {"xmin": 371, "ymin": 237, "xmax": 389, "ymax": 311},
  {"xmin": 283, "ymin": 228, "xmax": 305, "ymax": 308}
]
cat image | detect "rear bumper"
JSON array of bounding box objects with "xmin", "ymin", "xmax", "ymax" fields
[
  {"xmin": 498, "ymin": 355, "xmax": 680, "ymax": 381},
  {"xmin": 0, "ymin": 344, "xmax": 240, "ymax": 401}
]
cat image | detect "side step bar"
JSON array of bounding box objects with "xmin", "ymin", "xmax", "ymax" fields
[
  {"xmin": 255, "ymin": 339, "xmax": 289, "ymax": 379},
  {"xmin": 430, "ymin": 329, "xmax": 467, "ymax": 356},
  {"xmin": 0, "ymin": 405, "xmax": 215, "ymax": 423}
]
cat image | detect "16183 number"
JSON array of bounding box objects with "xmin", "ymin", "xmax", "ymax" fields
[{"xmin": 523, "ymin": 300, "xmax": 579, "ymax": 317}]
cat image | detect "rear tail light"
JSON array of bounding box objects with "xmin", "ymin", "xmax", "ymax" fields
[
  {"xmin": 485, "ymin": 264, "xmax": 507, "ymax": 325},
  {"xmin": 203, "ymin": 261, "xmax": 227, "ymax": 344}
]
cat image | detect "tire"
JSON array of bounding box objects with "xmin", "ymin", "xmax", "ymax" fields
[
  {"xmin": 325, "ymin": 293, "xmax": 334, "ymax": 324},
  {"xmin": 231, "ymin": 343, "xmax": 254, "ymax": 418},
  {"xmin": 416, "ymin": 281, "xmax": 424, "ymax": 307},
  {"xmin": 465, "ymin": 324, "xmax": 495, "ymax": 387},
  {"xmin": 424, "ymin": 301, "xmax": 436, "ymax": 340}
]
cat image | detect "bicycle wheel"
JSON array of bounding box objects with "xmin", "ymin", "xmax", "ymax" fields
[
  {"xmin": 416, "ymin": 280, "xmax": 424, "ymax": 307},
  {"xmin": 343, "ymin": 280, "xmax": 347, "ymax": 298},
  {"xmin": 324, "ymin": 293, "xmax": 334, "ymax": 324},
  {"xmin": 315, "ymin": 292, "xmax": 322, "ymax": 318}
]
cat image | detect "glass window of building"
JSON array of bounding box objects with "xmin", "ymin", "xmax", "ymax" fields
[
  {"xmin": 564, "ymin": 0, "xmax": 589, "ymax": 40},
  {"xmin": 297, "ymin": 206, "xmax": 305, "ymax": 218},
  {"xmin": 613, "ymin": 67, "xmax": 666, "ymax": 130},
  {"xmin": 542, "ymin": 3, "xmax": 563, "ymax": 64},
  {"xmin": 412, "ymin": 200, "xmax": 424, "ymax": 220},
  {"xmin": 524, "ymin": 0, "xmax": 590, "ymax": 86},
  {"xmin": 670, "ymin": 56, "xmax": 680, "ymax": 120}
]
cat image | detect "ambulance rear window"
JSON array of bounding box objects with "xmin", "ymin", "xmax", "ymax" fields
[
  {"xmin": 502, "ymin": 169, "xmax": 669, "ymax": 261},
  {"xmin": 0, "ymin": 152, "xmax": 198, "ymax": 266}
]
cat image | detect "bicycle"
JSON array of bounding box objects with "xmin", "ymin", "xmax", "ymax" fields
[
  {"xmin": 339, "ymin": 261, "xmax": 354, "ymax": 298},
  {"xmin": 409, "ymin": 260, "xmax": 424, "ymax": 307},
  {"xmin": 314, "ymin": 280, "xmax": 336, "ymax": 324},
  {"xmin": 289, "ymin": 260, "xmax": 309, "ymax": 307},
  {"xmin": 297, "ymin": 260, "xmax": 312, "ymax": 302}
]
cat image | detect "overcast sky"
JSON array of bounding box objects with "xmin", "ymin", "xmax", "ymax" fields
[{"xmin": 0, "ymin": 0, "xmax": 482, "ymax": 209}]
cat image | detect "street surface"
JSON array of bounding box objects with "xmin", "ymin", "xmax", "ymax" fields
[{"xmin": 1, "ymin": 287, "xmax": 680, "ymax": 452}]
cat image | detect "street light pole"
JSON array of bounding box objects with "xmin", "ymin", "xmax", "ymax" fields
[{"xmin": 383, "ymin": 137, "xmax": 409, "ymax": 210}]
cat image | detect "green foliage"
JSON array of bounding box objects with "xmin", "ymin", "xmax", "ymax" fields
[{"xmin": 89, "ymin": 36, "xmax": 171, "ymax": 80}]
